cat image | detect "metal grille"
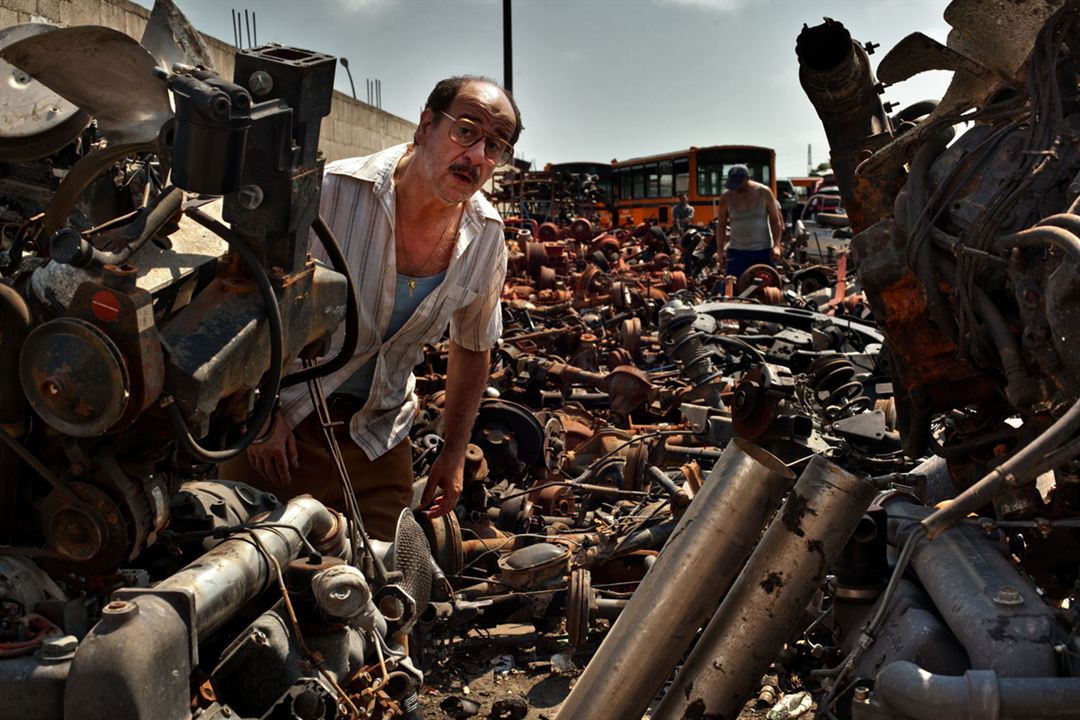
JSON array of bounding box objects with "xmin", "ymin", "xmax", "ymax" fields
[{"xmin": 392, "ymin": 508, "xmax": 432, "ymax": 617}]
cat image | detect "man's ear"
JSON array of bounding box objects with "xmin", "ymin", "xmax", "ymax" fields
[{"xmin": 415, "ymin": 108, "xmax": 435, "ymax": 146}]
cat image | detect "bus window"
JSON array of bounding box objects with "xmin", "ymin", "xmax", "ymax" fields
[
  {"xmin": 659, "ymin": 160, "xmax": 673, "ymax": 197},
  {"xmin": 674, "ymin": 158, "xmax": 689, "ymax": 194},
  {"xmin": 632, "ymin": 165, "xmax": 644, "ymax": 198},
  {"xmin": 697, "ymin": 163, "xmax": 722, "ymax": 196},
  {"xmin": 646, "ymin": 163, "xmax": 659, "ymax": 198}
]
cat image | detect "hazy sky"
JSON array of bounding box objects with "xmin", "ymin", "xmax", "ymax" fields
[{"xmin": 137, "ymin": 0, "xmax": 954, "ymax": 178}]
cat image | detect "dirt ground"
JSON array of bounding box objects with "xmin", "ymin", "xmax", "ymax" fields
[
  {"xmin": 419, "ymin": 623, "xmax": 580, "ymax": 720},
  {"xmin": 418, "ymin": 622, "xmax": 784, "ymax": 720}
]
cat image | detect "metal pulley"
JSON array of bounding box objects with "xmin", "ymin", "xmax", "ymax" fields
[{"xmin": 19, "ymin": 317, "xmax": 131, "ymax": 437}]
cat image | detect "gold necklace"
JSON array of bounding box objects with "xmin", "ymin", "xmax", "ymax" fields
[{"xmin": 398, "ymin": 207, "xmax": 461, "ymax": 297}]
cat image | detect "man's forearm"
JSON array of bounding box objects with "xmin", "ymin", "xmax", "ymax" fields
[{"xmin": 442, "ymin": 342, "xmax": 490, "ymax": 461}]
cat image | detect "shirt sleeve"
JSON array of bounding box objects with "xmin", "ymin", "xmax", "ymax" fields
[{"xmin": 450, "ymin": 223, "xmax": 507, "ymax": 352}]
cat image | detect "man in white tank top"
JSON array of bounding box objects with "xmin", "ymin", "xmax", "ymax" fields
[{"xmin": 714, "ymin": 164, "xmax": 784, "ymax": 280}]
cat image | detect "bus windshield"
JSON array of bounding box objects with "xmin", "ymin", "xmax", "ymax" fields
[{"xmin": 696, "ymin": 148, "xmax": 773, "ymax": 196}]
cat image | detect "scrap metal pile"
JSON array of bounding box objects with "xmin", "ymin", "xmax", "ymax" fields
[
  {"xmin": 5, "ymin": 0, "xmax": 1080, "ymax": 719},
  {"xmin": 0, "ymin": 5, "xmax": 429, "ymax": 720}
]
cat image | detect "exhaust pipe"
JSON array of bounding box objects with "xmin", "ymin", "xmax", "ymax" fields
[
  {"xmin": 796, "ymin": 18, "xmax": 896, "ymax": 232},
  {"xmin": 556, "ymin": 439, "xmax": 795, "ymax": 720},
  {"xmin": 654, "ymin": 455, "xmax": 876, "ymax": 720}
]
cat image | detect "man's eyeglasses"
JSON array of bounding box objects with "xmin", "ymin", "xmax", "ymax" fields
[{"xmin": 440, "ymin": 111, "xmax": 514, "ymax": 167}]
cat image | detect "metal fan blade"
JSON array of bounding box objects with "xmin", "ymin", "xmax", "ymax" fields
[
  {"xmin": 0, "ymin": 23, "xmax": 90, "ymax": 162},
  {"xmin": 141, "ymin": 0, "xmax": 216, "ymax": 73},
  {"xmin": 0, "ymin": 25, "xmax": 172, "ymax": 147},
  {"xmin": 877, "ymin": 31, "xmax": 989, "ymax": 85},
  {"xmin": 944, "ymin": 0, "xmax": 1058, "ymax": 81}
]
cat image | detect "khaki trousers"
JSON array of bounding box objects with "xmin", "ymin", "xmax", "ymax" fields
[{"xmin": 220, "ymin": 410, "xmax": 414, "ymax": 541}]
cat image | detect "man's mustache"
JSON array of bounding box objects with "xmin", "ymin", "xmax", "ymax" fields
[{"xmin": 449, "ymin": 163, "xmax": 480, "ymax": 182}]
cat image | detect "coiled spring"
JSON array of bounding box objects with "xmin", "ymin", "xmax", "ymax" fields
[{"xmin": 808, "ymin": 355, "xmax": 872, "ymax": 421}]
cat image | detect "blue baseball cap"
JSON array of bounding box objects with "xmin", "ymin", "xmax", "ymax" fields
[{"xmin": 725, "ymin": 164, "xmax": 750, "ymax": 190}]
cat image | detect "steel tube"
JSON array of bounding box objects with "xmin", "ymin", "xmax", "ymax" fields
[
  {"xmin": 892, "ymin": 501, "xmax": 1062, "ymax": 677},
  {"xmin": 863, "ymin": 661, "xmax": 1080, "ymax": 720},
  {"xmin": 153, "ymin": 495, "xmax": 339, "ymax": 637},
  {"xmin": 654, "ymin": 455, "xmax": 876, "ymax": 720},
  {"xmin": 555, "ymin": 439, "xmax": 795, "ymax": 720}
]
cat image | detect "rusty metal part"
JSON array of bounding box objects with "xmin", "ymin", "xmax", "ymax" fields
[
  {"xmin": 730, "ymin": 364, "xmax": 781, "ymax": 441},
  {"xmin": 619, "ymin": 316, "xmax": 642, "ymax": 359},
  {"xmin": 421, "ymin": 511, "xmax": 464, "ymax": 579},
  {"xmin": 605, "ymin": 366, "xmax": 654, "ymax": 423},
  {"xmin": 653, "ymin": 456, "xmax": 877, "ymax": 720},
  {"xmin": 621, "ymin": 439, "xmax": 651, "ymax": 493},
  {"xmin": 736, "ymin": 263, "xmax": 783, "ymax": 294},
  {"xmin": 530, "ymin": 481, "xmax": 575, "ymax": 517},
  {"xmin": 556, "ymin": 440, "xmax": 795, "ymax": 720},
  {"xmin": 525, "ymin": 241, "xmax": 547, "ymax": 281},
  {"xmin": 570, "ymin": 218, "xmax": 593, "ymax": 243},
  {"xmin": 796, "ymin": 18, "xmax": 897, "ymax": 232},
  {"xmin": 566, "ymin": 567, "xmax": 593, "ymax": 647},
  {"xmin": 40, "ymin": 481, "xmax": 127, "ymax": 570}
]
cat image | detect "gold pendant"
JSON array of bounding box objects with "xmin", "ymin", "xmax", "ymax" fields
[{"xmin": 408, "ymin": 278, "xmax": 416, "ymax": 298}]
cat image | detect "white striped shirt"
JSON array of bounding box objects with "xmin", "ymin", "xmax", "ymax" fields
[{"xmin": 280, "ymin": 144, "xmax": 507, "ymax": 459}]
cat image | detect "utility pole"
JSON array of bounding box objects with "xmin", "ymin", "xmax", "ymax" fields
[{"xmin": 503, "ymin": 0, "xmax": 512, "ymax": 93}]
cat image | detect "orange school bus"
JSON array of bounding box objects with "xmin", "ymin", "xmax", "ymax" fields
[{"xmin": 610, "ymin": 145, "xmax": 777, "ymax": 226}]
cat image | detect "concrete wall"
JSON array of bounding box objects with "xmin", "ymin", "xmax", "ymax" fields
[{"xmin": 0, "ymin": 0, "xmax": 415, "ymax": 161}]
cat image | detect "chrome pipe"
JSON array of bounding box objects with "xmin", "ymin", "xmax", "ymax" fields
[
  {"xmin": 153, "ymin": 495, "xmax": 340, "ymax": 637},
  {"xmin": 654, "ymin": 455, "xmax": 876, "ymax": 720},
  {"xmin": 556, "ymin": 439, "xmax": 795, "ymax": 720}
]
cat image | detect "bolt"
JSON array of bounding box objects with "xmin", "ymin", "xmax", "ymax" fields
[
  {"xmin": 236, "ymin": 184, "xmax": 264, "ymax": 210},
  {"xmin": 853, "ymin": 685, "xmax": 871, "ymax": 702},
  {"xmin": 248, "ymin": 70, "xmax": 273, "ymax": 97},
  {"xmin": 103, "ymin": 599, "xmax": 137, "ymax": 616},
  {"xmin": 43, "ymin": 380, "xmax": 60, "ymax": 397},
  {"xmin": 993, "ymin": 586, "xmax": 1024, "ymax": 606},
  {"xmin": 41, "ymin": 634, "xmax": 78, "ymax": 659}
]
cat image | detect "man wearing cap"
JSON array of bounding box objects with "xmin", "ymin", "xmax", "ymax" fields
[{"xmin": 714, "ymin": 164, "xmax": 784, "ymax": 280}]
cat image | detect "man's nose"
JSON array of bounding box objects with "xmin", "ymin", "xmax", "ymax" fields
[{"xmin": 463, "ymin": 139, "xmax": 489, "ymax": 165}]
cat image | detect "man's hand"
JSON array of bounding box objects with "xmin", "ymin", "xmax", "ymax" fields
[
  {"xmin": 771, "ymin": 244, "xmax": 782, "ymax": 262},
  {"xmin": 247, "ymin": 410, "xmax": 298, "ymax": 485},
  {"xmin": 421, "ymin": 451, "xmax": 464, "ymax": 518}
]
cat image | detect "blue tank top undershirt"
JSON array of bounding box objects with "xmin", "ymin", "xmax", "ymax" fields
[{"xmin": 335, "ymin": 270, "xmax": 447, "ymax": 402}]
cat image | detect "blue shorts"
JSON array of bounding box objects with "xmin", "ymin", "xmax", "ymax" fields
[{"xmin": 725, "ymin": 247, "xmax": 773, "ymax": 279}]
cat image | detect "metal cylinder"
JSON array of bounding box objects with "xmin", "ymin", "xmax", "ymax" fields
[
  {"xmin": 891, "ymin": 501, "xmax": 1063, "ymax": 677},
  {"xmin": 862, "ymin": 661, "xmax": 1080, "ymax": 720},
  {"xmin": 654, "ymin": 455, "xmax": 876, "ymax": 720},
  {"xmin": 152, "ymin": 495, "xmax": 341, "ymax": 637},
  {"xmin": 555, "ymin": 439, "xmax": 795, "ymax": 720}
]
